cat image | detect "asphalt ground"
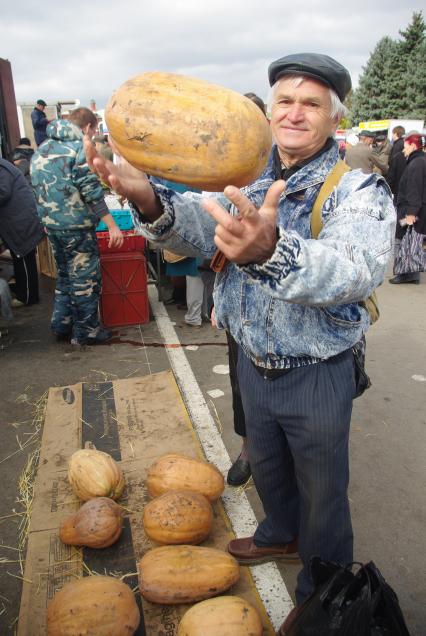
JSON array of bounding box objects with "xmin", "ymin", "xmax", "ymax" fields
[{"xmin": 0, "ymin": 254, "xmax": 425, "ymax": 635}]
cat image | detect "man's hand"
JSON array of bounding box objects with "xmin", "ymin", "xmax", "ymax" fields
[
  {"xmin": 83, "ymin": 136, "xmax": 161, "ymax": 219},
  {"xmin": 202, "ymin": 180, "xmax": 285, "ymax": 265},
  {"xmin": 108, "ymin": 225, "xmax": 124, "ymax": 249}
]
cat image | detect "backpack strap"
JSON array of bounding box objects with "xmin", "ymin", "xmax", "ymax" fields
[
  {"xmin": 311, "ymin": 159, "xmax": 350, "ymax": 239},
  {"xmin": 310, "ymin": 159, "xmax": 379, "ymax": 324}
]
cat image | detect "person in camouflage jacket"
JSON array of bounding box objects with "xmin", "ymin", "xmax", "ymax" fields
[{"xmin": 31, "ymin": 107, "xmax": 123, "ymax": 344}]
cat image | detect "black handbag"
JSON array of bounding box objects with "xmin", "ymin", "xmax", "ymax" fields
[
  {"xmin": 352, "ymin": 336, "xmax": 371, "ymax": 399},
  {"xmin": 285, "ymin": 557, "xmax": 411, "ymax": 636}
]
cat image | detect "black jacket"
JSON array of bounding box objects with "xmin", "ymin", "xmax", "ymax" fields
[
  {"xmin": 11, "ymin": 145, "xmax": 34, "ymax": 184},
  {"xmin": 0, "ymin": 159, "xmax": 44, "ymax": 256},
  {"xmin": 395, "ymin": 150, "xmax": 426, "ymax": 239},
  {"xmin": 386, "ymin": 138, "xmax": 406, "ymax": 198},
  {"xmin": 31, "ymin": 108, "xmax": 49, "ymax": 146}
]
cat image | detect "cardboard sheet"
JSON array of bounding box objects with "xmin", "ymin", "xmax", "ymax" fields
[{"xmin": 18, "ymin": 371, "xmax": 275, "ymax": 635}]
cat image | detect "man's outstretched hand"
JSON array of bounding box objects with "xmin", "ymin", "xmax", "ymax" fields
[
  {"xmin": 202, "ymin": 180, "xmax": 285, "ymax": 265},
  {"xmin": 83, "ymin": 136, "xmax": 161, "ymax": 219}
]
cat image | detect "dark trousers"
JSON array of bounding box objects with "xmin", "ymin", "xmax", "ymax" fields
[
  {"xmin": 226, "ymin": 331, "xmax": 246, "ymax": 437},
  {"xmin": 237, "ymin": 347, "xmax": 355, "ymax": 604},
  {"xmin": 10, "ymin": 248, "xmax": 39, "ymax": 304}
]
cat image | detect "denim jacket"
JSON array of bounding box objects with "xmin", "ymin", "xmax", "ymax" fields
[{"xmin": 133, "ymin": 141, "xmax": 395, "ymax": 369}]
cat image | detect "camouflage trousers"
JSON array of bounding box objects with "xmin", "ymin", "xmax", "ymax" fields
[{"xmin": 47, "ymin": 229, "xmax": 102, "ymax": 343}]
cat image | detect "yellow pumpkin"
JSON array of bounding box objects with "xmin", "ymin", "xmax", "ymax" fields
[
  {"xmin": 59, "ymin": 497, "xmax": 123, "ymax": 548},
  {"xmin": 146, "ymin": 453, "xmax": 224, "ymax": 502},
  {"xmin": 143, "ymin": 490, "xmax": 213, "ymax": 545},
  {"xmin": 139, "ymin": 545, "xmax": 240, "ymax": 604},
  {"xmin": 47, "ymin": 575, "xmax": 140, "ymax": 636},
  {"xmin": 68, "ymin": 449, "xmax": 125, "ymax": 501},
  {"xmin": 178, "ymin": 596, "xmax": 263, "ymax": 636},
  {"xmin": 105, "ymin": 72, "xmax": 272, "ymax": 191}
]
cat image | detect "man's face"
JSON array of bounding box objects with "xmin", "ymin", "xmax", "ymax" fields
[{"xmin": 270, "ymin": 77, "xmax": 338, "ymax": 159}]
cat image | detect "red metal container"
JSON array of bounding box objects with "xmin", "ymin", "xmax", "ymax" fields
[
  {"xmin": 96, "ymin": 231, "xmax": 146, "ymax": 254},
  {"xmin": 99, "ymin": 252, "xmax": 149, "ymax": 327}
]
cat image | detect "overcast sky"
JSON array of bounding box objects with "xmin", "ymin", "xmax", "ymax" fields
[{"xmin": 2, "ymin": 2, "xmax": 423, "ymax": 110}]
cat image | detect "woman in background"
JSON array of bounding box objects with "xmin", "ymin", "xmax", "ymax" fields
[{"xmin": 389, "ymin": 132, "xmax": 425, "ymax": 285}]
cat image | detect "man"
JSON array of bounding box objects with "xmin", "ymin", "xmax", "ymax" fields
[
  {"xmin": 31, "ymin": 99, "xmax": 49, "ymax": 146},
  {"xmin": 0, "ymin": 158, "xmax": 44, "ymax": 306},
  {"xmin": 372, "ymin": 131, "xmax": 391, "ymax": 175},
  {"xmin": 345, "ymin": 129, "xmax": 388, "ymax": 174},
  {"xmin": 11, "ymin": 137, "xmax": 34, "ymax": 184},
  {"xmin": 387, "ymin": 125, "xmax": 406, "ymax": 200},
  {"xmin": 31, "ymin": 107, "xmax": 123, "ymax": 345},
  {"xmin": 85, "ymin": 53, "xmax": 395, "ymax": 630}
]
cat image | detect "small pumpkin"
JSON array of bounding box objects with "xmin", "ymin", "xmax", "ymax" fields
[
  {"xmin": 68, "ymin": 448, "xmax": 125, "ymax": 501},
  {"xmin": 47, "ymin": 575, "xmax": 140, "ymax": 636},
  {"xmin": 59, "ymin": 497, "xmax": 123, "ymax": 548},
  {"xmin": 146, "ymin": 453, "xmax": 224, "ymax": 502},
  {"xmin": 105, "ymin": 72, "xmax": 272, "ymax": 191},
  {"xmin": 139, "ymin": 545, "xmax": 240, "ymax": 604},
  {"xmin": 143, "ymin": 490, "xmax": 213, "ymax": 545},
  {"xmin": 177, "ymin": 595, "xmax": 263, "ymax": 636}
]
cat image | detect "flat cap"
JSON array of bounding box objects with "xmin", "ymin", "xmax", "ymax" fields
[
  {"xmin": 359, "ymin": 130, "xmax": 376, "ymax": 138},
  {"xmin": 36, "ymin": 99, "xmax": 47, "ymax": 106},
  {"xmin": 375, "ymin": 132, "xmax": 388, "ymax": 141},
  {"xmin": 268, "ymin": 53, "xmax": 352, "ymax": 102}
]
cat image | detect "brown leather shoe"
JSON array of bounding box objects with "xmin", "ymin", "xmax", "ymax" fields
[
  {"xmin": 227, "ymin": 536, "xmax": 300, "ymax": 565},
  {"xmin": 277, "ymin": 606, "xmax": 301, "ymax": 635}
]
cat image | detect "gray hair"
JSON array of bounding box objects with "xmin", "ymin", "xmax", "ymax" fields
[{"xmin": 267, "ymin": 75, "xmax": 348, "ymax": 121}]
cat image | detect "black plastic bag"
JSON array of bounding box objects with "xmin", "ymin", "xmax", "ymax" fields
[
  {"xmin": 285, "ymin": 558, "xmax": 411, "ymax": 636},
  {"xmin": 352, "ymin": 336, "xmax": 372, "ymax": 399}
]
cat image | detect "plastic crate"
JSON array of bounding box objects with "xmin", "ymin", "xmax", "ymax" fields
[
  {"xmin": 100, "ymin": 252, "xmax": 149, "ymax": 327},
  {"xmin": 97, "ymin": 231, "xmax": 146, "ymax": 254},
  {"xmin": 96, "ymin": 209, "xmax": 134, "ymax": 231}
]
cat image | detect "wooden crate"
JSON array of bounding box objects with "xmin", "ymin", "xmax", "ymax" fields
[{"xmin": 37, "ymin": 235, "xmax": 57, "ymax": 278}]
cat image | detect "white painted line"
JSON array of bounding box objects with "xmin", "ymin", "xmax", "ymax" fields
[
  {"xmin": 412, "ymin": 374, "xmax": 426, "ymax": 382},
  {"xmin": 148, "ymin": 286, "xmax": 294, "ymax": 629},
  {"xmin": 213, "ymin": 364, "xmax": 230, "ymax": 375},
  {"xmin": 207, "ymin": 389, "xmax": 225, "ymax": 398}
]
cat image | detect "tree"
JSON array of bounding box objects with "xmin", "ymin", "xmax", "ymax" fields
[
  {"xmin": 405, "ymin": 40, "xmax": 426, "ymax": 120},
  {"xmin": 350, "ymin": 11, "xmax": 425, "ymax": 124},
  {"xmin": 351, "ymin": 37, "xmax": 398, "ymax": 122},
  {"xmin": 399, "ymin": 11, "xmax": 425, "ymax": 54}
]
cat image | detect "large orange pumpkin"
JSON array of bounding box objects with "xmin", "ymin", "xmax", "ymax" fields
[
  {"xmin": 146, "ymin": 453, "xmax": 224, "ymax": 501},
  {"xmin": 143, "ymin": 490, "xmax": 213, "ymax": 545},
  {"xmin": 59, "ymin": 497, "xmax": 123, "ymax": 548},
  {"xmin": 177, "ymin": 595, "xmax": 263, "ymax": 635},
  {"xmin": 47, "ymin": 575, "xmax": 140, "ymax": 635},
  {"xmin": 139, "ymin": 545, "xmax": 240, "ymax": 604},
  {"xmin": 105, "ymin": 72, "xmax": 272, "ymax": 191}
]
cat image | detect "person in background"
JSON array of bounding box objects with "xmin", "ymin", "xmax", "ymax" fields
[
  {"xmin": 244, "ymin": 92, "xmax": 267, "ymax": 117},
  {"xmin": 84, "ymin": 53, "xmax": 395, "ymax": 632},
  {"xmin": 387, "ymin": 125, "xmax": 406, "ymax": 200},
  {"xmin": 155, "ymin": 179, "xmax": 206, "ymax": 328},
  {"xmin": 11, "ymin": 138, "xmax": 35, "ymax": 184},
  {"xmin": 389, "ymin": 132, "xmax": 425, "ymax": 285},
  {"xmin": 0, "ymin": 158, "xmax": 44, "ymax": 306},
  {"xmin": 31, "ymin": 107, "xmax": 123, "ymax": 344},
  {"xmin": 226, "ymin": 92, "xmax": 268, "ymax": 486},
  {"xmin": 372, "ymin": 131, "xmax": 391, "ymax": 176},
  {"xmin": 93, "ymin": 135, "xmax": 114, "ymax": 162},
  {"xmin": 31, "ymin": 99, "xmax": 49, "ymax": 146},
  {"xmin": 345, "ymin": 130, "xmax": 388, "ymax": 174}
]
